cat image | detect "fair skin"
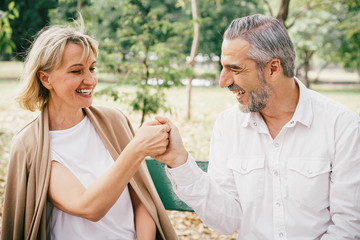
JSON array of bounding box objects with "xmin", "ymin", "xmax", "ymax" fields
[
  {"xmin": 156, "ymin": 37, "xmax": 300, "ymax": 168},
  {"xmin": 38, "ymin": 42, "xmax": 165, "ymax": 239}
]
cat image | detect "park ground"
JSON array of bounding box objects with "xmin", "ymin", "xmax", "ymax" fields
[{"xmin": 0, "ymin": 62, "xmax": 360, "ymax": 238}]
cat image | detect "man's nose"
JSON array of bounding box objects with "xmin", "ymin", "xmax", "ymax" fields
[{"xmin": 219, "ymin": 69, "xmax": 233, "ymax": 88}]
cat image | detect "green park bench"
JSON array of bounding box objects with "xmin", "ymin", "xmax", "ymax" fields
[{"xmin": 145, "ymin": 158, "xmax": 209, "ymax": 212}]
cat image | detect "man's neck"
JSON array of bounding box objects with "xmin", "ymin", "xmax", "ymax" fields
[{"xmin": 260, "ymin": 77, "xmax": 299, "ymax": 139}]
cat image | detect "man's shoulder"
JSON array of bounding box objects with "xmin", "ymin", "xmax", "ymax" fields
[{"xmin": 307, "ymin": 89, "xmax": 359, "ymax": 123}]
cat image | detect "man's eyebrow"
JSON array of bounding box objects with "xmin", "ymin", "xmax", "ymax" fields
[{"xmin": 225, "ymin": 64, "xmax": 244, "ymax": 70}]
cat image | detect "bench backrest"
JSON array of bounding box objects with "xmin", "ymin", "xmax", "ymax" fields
[{"xmin": 145, "ymin": 158, "xmax": 208, "ymax": 212}]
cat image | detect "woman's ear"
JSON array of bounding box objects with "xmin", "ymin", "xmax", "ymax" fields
[{"xmin": 37, "ymin": 70, "xmax": 52, "ymax": 90}]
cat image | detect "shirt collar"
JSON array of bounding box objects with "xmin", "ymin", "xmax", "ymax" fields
[
  {"xmin": 239, "ymin": 77, "xmax": 313, "ymax": 128},
  {"xmin": 292, "ymin": 77, "xmax": 313, "ymax": 128}
]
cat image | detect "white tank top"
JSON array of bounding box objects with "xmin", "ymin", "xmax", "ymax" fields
[{"xmin": 49, "ymin": 116, "xmax": 136, "ymax": 240}]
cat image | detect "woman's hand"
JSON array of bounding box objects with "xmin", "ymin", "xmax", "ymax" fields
[{"xmin": 129, "ymin": 120, "xmax": 171, "ymax": 158}]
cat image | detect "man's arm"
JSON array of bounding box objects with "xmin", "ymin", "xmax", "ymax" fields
[
  {"xmin": 321, "ymin": 118, "xmax": 360, "ymax": 239},
  {"xmin": 154, "ymin": 117, "xmax": 243, "ymax": 234}
]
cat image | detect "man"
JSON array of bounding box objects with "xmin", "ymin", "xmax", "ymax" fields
[{"xmin": 155, "ymin": 14, "xmax": 360, "ymax": 239}]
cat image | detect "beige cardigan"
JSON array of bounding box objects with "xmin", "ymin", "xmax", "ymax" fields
[{"xmin": 2, "ymin": 105, "xmax": 177, "ymax": 240}]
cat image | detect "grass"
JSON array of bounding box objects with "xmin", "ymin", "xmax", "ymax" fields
[{"xmin": 0, "ymin": 79, "xmax": 359, "ymax": 239}]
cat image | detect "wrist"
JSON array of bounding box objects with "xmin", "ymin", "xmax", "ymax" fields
[
  {"xmin": 168, "ymin": 152, "xmax": 188, "ymax": 168},
  {"xmin": 125, "ymin": 140, "xmax": 146, "ymax": 161}
]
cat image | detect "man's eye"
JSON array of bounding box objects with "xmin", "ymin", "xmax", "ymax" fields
[
  {"xmin": 90, "ymin": 67, "xmax": 96, "ymax": 72},
  {"xmin": 71, "ymin": 70, "xmax": 81, "ymax": 74}
]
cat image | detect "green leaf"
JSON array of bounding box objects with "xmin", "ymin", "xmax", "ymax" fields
[{"xmin": 8, "ymin": 1, "xmax": 15, "ymax": 11}]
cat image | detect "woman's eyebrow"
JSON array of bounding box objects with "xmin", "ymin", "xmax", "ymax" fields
[{"xmin": 68, "ymin": 64, "xmax": 83, "ymax": 68}]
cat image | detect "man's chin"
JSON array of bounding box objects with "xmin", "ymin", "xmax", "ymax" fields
[{"xmin": 238, "ymin": 103, "xmax": 250, "ymax": 113}]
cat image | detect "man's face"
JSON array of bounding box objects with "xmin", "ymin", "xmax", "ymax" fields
[{"xmin": 219, "ymin": 38, "xmax": 271, "ymax": 113}]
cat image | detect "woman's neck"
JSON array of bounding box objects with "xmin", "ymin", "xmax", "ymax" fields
[{"xmin": 48, "ymin": 104, "xmax": 85, "ymax": 130}]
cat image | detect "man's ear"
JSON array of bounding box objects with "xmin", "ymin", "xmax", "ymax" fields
[
  {"xmin": 267, "ymin": 58, "xmax": 281, "ymax": 79},
  {"xmin": 37, "ymin": 70, "xmax": 52, "ymax": 90}
]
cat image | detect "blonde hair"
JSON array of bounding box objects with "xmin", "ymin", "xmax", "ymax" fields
[{"xmin": 16, "ymin": 23, "xmax": 98, "ymax": 111}]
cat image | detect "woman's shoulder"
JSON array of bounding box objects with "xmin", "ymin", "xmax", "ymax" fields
[
  {"xmin": 86, "ymin": 105, "xmax": 132, "ymax": 129},
  {"xmin": 13, "ymin": 114, "xmax": 41, "ymax": 146},
  {"xmin": 88, "ymin": 105, "xmax": 127, "ymax": 118}
]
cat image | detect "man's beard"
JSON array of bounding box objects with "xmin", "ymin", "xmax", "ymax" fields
[{"xmin": 239, "ymin": 71, "xmax": 271, "ymax": 113}]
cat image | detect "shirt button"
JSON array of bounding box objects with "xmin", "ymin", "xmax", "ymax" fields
[
  {"xmin": 274, "ymin": 142, "xmax": 280, "ymax": 148},
  {"xmin": 274, "ymin": 171, "xmax": 279, "ymax": 176},
  {"xmin": 279, "ymin": 232, "xmax": 284, "ymax": 238},
  {"xmin": 253, "ymin": 122, "xmax": 257, "ymax": 126},
  {"xmin": 275, "ymin": 202, "xmax": 281, "ymax": 207},
  {"xmin": 308, "ymin": 170, "xmax": 313, "ymax": 174},
  {"xmin": 290, "ymin": 120, "xmax": 294, "ymax": 124}
]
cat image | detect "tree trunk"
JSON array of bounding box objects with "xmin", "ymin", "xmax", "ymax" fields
[
  {"xmin": 303, "ymin": 50, "xmax": 314, "ymax": 88},
  {"xmin": 304, "ymin": 59, "xmax": 310, "ymax": 88},
  {"xmin": 186, "ymin": 0, "xmax": 200, "ymax": 120},
  {"xmin": 77, "ymin": 0, "xmax": 85, "ymax": 11},
  {"xmin": 276, "ymin": 0, "xmax": 290, "ymax": 27}
]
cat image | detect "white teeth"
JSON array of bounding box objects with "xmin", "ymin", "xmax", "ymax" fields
[
  {"xmin": 235, "ymin": 89, "xmax": 245, "ymax": 96},
  {"xmin": 76, "ymin": 89, "xmax": 92, "ymax": 95}
]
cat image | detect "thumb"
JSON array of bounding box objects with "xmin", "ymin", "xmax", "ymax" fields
[{"xmin": 155, "ymin": 115, "xmax": 169, "ymax": 125}]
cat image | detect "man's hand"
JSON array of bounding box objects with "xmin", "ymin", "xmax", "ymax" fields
[{"xmin": 152, "ymin": 116, "xmax": 188, "ymax": 168}]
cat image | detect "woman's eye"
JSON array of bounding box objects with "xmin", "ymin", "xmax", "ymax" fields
[
  {"xmin": 90, "ymin": 67, "xmax": 96, "ymax": 72},
  {"xmin": 71, "ymin": 70, "xmax": 81, "ymax": 74}
]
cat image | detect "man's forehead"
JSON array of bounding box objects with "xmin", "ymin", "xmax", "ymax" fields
[
  {"xmin": 221, "ymin": 38, "xmax": 250, "ymax": 52},
  {"xmin": 221, "ymin": 38, "xmax": 251, "ymax": 64}
]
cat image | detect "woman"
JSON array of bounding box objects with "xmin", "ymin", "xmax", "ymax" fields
[{"xmin": 2, "ymin": 24, "xmax": 177, "ymax": 240}]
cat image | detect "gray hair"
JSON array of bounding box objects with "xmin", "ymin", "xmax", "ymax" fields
[{"xmin": 224, "ymin": 14, "xmax": 296, "ymax": 77}]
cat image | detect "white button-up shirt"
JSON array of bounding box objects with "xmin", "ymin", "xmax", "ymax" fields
[{"xmin": 166, "ymin": 79, "xmax": 360, "ymax": 239}]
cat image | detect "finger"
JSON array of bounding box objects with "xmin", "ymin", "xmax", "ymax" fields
[
  {"xmin": 155, "ymin": 115, "xmax": 169, "ymax": 124},
  {"xmin": 143, "ymin": 119, "xmax": 162, "ymax": 126},
  {"xmin": 162, "ymin": 123, "xmax": 171, "ymax": 133}
]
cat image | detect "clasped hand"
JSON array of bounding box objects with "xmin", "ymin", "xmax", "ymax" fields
[{"xmin": 131, "ymin": 116, "xmax": 188, "ymax": 168}]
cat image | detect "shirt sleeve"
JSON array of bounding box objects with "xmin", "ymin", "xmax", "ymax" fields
[
  {"xmin": 166, "ymin": 118, "xmax": 242, "ymax": 235},
  {"xmin": 321, "ymin": 116, "xmax": 360, "ymax": 239}
]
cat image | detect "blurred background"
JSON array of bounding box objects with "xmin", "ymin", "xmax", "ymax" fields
[{"xmin": 0, "ymin": 0, "xmax": 359, "ymax": 239}]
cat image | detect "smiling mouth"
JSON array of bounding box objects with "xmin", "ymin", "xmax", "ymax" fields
[
  {"xmin": 234, "ymin": 89, "xmax": 246, "ymax": 97},
  {"xmin": 76, "ymin": 89, "xmax": 92, "ymax": 95},
  {"xmin": 228, "ymin": 84, "xmax": 246, "ymax": 97}
]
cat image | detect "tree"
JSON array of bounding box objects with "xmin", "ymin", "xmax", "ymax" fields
[
  {"xmin": 193, "ymin": 0, "xmax": 264, "ymax": 72},
  {"xmin": 56, "ymin": 0, "xmax": 193, "ymax": 125},
  {"xmin": 330, "ymin": 0, "xmax": 360, "ymax": 75},
  {"xmin": 185, "ymin": 0, "xmax": 200, "ymax": 120},
  {"xmin": 0, "ymin": 1, "xmax": 19, "ymax": 59},
  {"xmin": 0, "ymin": 0, "xmax": 58, "ymax": 60}
]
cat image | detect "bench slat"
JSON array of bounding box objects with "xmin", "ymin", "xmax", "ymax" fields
[{"xmin": 145, "ymin": 158, "xmax": 208, "ymax": 212}]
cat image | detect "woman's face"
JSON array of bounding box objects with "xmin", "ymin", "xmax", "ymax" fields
[{"xmin": 40, "ymin": 42, "xmax": 97, "ymax": 114}]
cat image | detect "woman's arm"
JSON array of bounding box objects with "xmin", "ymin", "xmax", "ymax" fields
[
  {"xmin": 47, "ymin": 120, "xmax": 170, "ymax": 222},
  {"xmin": 129, "ymin": 185, "xmax": 156, "ymax": 240}
]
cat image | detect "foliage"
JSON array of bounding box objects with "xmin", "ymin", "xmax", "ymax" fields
[
  {"xmin": 287, "ymin": 0, "xmax": 342, "ymax": 86},
  {"xmin": 52, "ymin": 0, "xmax": 194, "ymax": 125},
  {"xmin": 331, "ymin": 0, "xmax": 360, "ymax": 73},
  {"xmin": 0, "ymin": 0, "xmax": 58, "ymax": 60},
  {"xmin": 0, "ymin": 1, "xmax": 19, "ymax": 59},
  {"xmin": 182, "ymin": 0, "xmax": 264, "ymax": 69}
]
